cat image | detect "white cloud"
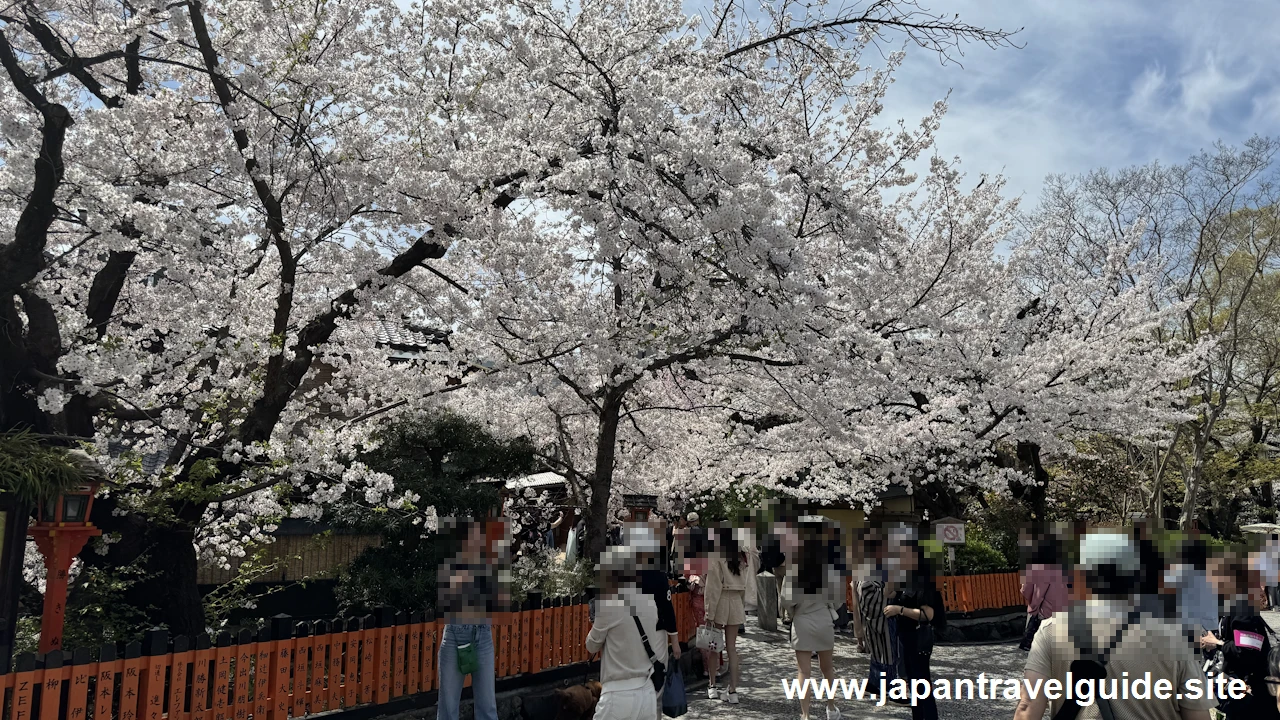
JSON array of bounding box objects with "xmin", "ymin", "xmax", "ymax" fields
[{"xmin": 877, "ymin": 0, "xmax": 1280, "ymax": 201}]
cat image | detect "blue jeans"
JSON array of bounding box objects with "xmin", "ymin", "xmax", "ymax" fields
[{"xmin": 437, "ymin": 624, "xmax": 497, "ymax": 720}]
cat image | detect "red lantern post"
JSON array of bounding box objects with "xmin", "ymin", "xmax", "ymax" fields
[{"xmin": 28, "ymin": 482, "xmax": 101, "ymax": 654}]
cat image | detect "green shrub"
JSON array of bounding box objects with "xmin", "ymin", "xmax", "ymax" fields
[{"xmin": 954, "ymin": 537, "xmax": 1012, "ymax": 574}]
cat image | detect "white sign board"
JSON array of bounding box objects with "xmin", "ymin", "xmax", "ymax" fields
[{"xmin": 936, "ymin": 522, "xmax": 966, "ymax": 545}]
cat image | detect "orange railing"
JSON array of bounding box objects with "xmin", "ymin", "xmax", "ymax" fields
[
  {"xmin": 843, "ymin": 572, "xmax": 1022, "ymax": 615},
  {"xmin": 1, "ymin": 593, "xmax": 696, "ymax": 720},
  {"xmin": 935, "ymin": 572, "xmax": 1023, "ymax": 614}
]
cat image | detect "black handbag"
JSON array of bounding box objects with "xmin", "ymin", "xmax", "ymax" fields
[{"xmin": 917, "ymin": 620, "xmax": 935, "ymax": 657}]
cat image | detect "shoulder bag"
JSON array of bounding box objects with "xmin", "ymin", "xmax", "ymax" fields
[
  {"xmin": 623, "ymin": 597, "xmax": 666, "ymax": 692},
  {"xmin": 695, "ymin": 625, "xmax": 723, "ymax": 652},
  {"xmin": 456, "ymin": 626, "xmax": 480, "ymax": 675}
]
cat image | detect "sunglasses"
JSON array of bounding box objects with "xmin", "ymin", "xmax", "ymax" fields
[{"xmin": 1266, "ymin": 677, "xmax": 1280, "ymax": 697}]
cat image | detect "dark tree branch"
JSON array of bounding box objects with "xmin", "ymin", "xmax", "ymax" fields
[
  {"xmin": 722, "ymin": 0, "xmax": 1021, "ymax": 62},
  {"xmin": 0, "ymin": 26, "xmax": 72, "ymax": 296},
  {"xmin": 21, "ymin": 13, "xmax": 123, "ymax": 107},
  {"xmin": 85, "ymin": 250, "xmax": 138, "ymax": 339}
]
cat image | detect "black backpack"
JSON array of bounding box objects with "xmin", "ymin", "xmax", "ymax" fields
[{"xmin": 1051, "ymin": 607, "xmax": 1139, "ymax": 720}]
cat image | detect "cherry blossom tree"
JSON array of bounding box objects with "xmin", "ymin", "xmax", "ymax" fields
[
  {"xmin": 418, "ymin": 0, "xmax": 1195, "ymax": 553},
  {"xmin": 0, "ymin": 0, "xmax": 1044, "ymax": 632},
  {"xmin": 1026, "ymin": 138, "xmax": 1280, "ymax": 528},
  {"xmin": 0, "ymin": 0, "xmax": 478, "ymax": 633}
]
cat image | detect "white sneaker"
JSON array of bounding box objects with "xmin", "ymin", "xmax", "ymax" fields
[
  {"xmin": 726, "ymin": 691, "xmax": 739, "ymax": 704},
  {"xmin": 707, "ymin": 687, "xmax": 719, "ymax": 700},
  {"xmin": 826, "ymin": 707, "xmax": 841, "ymax": 720}
]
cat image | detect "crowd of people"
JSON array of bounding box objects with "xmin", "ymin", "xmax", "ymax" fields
[
  {"xmin": 576, "ymin": 507, "xmax": 950, "ymax": 720},
  {"xmin": 429, "ymin": 509, "xmax": 1280, "ymax": 720},
  {"xmin": 1011, "ymin": 528, "xmax": 1280, "ymax": 720}
]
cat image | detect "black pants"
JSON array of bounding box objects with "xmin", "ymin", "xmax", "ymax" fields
[{"xmin": 901, "ymin": 651, "xmax": 938, "ymax": 720}]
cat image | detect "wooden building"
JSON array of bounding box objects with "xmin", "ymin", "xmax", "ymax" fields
[{"xmin": 196, "ymin": 519, "xmax": 382, "ymax": 585}]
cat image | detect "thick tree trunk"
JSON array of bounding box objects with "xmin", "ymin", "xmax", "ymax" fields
[
  {"xmin": 1246, "ymin": 420, "xmax": 1276, "ymax": 524},
  {"xmin": 130, "ymin": 525, "xmax": 205, "ymax": 636},
  {"xmin": 1255, "ymin": 481, "xmax": 1277, "ymax": 524},
  {"xmin": 85, "ymin": 497, "xmax": 208, "ymax": 636},
  {"xmin": 584, "ymin": 391, "xmax": 624, "ymax": 564},
  {"xmin": 1013, "ymin": 442, "xmax": 1049, "ymax": 521},
  {"xmin": 0, "ymin": 499, "xmax": 31, "ymax": 649}
]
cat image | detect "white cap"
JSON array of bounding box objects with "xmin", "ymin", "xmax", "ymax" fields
[
  {"xmin": 687, "ymin": 512, "xmax": 699, "ymax": 523},
  {"xmin": 1078, "ymin": 532, "xmax": 1140, "ymax": 575},
  {"xmin": 599, "ymin": 545, "xmax": 637, "ymax": 571},
  {"xmin": 625, "ymin": 525, "xmax": 661, "ymax": 553}
]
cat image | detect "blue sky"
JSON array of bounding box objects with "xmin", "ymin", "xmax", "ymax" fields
[{"xmin": 876, "ymin": 0, "xmax": 1280, "ymax": 204}]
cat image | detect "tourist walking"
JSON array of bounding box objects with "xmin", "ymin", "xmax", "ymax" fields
[
  {"xmin": 586, "ymin": 545, "xmax": 666, "ymax": 720},
  {"xmin": 1019, "ymin": 536, "xmax": 1068, "ymax": 651},
  {"xmin": 1204, "ymin": 550, "xmax": 1279, "ymax": 720},
  {"xmin": 630, "ymin": 523, "xmax": 680, "ymax": 720},
  {"xmin": 1163, "ymin": 538, "xmax": 1218, "ymax": 649},
  {"xmin": 737, "ymin": 525, "xmax": 761, "ymax": 614},
  {"xmin": 704, "ymin": 526, "xmax": 748, "ymax": 703},
  {"xmin": 782, "ymin": 520, "xmax": 844, "ymax": 720},
  {"xmin": 855, "ymin": 529, "xmax": 896, "ymax": 687},
  {"xmin": 437, "ymin": 518, "xmax": 507, "ymax": 720},
  {"xmin": 682, "ymin": 526, "xmax": 716, "ymax": 681}
]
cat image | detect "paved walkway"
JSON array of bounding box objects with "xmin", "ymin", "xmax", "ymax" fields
[
  {"xmin": 682, "ymin": 611, "xmax": 1280, "ymax": 719},
  {"xmin": 683, "ymin": 625, "xmax": 1027, "ymax": 720}
]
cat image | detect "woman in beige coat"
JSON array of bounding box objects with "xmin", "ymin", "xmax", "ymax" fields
[{"xmin": 704, "ymin": 527, "xmax": 748, "ymax": 703}]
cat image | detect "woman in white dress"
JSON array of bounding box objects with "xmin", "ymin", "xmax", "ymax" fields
[{"xmin": 782, "ymin": 521, "xmax": 843, "ymax": 720}]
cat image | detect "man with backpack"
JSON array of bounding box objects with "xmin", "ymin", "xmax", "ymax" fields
[{"xmin": 1011, "ymin": 530, "xmax": 1215, "ymax": 720}]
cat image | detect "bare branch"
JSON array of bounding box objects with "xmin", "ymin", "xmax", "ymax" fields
[{"xmin": 722, "ymin": 0, "xmax": 1021, "ymax": 63}]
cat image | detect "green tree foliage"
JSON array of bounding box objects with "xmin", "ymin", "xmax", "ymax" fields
[
  {"xmin": 0, "ymin": 430, "xmax": 92, "ymax": 504},
  {"xmin": 1045, "ymin": 437, "xmax": 1150, "ymax": 523},
  {"xmin": 61, "ymin": 560, "xmax": 153, "ymax": 650},
  {"xmin": 686, "ymin": 484, "xmax": 777, "ymax": 524},
  {"xmin": 334, "ymin": 413, "xmax": 535, "ymax": 614},
  {"xmin": 510, "ymin": 546, "xmax": 594, "ymax": 604}
]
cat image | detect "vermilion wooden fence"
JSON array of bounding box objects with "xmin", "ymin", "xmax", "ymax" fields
[
  {"xmin": 1, "ymin": 594, "xmax": 697, "ymax": 720},
  {"xmin": 843, "ymin": 572, "xmax": 1024, "ymax": 614},
  {"xmin": 935, "ymin": 572, "xmax": 1023, "ymax": 613}
]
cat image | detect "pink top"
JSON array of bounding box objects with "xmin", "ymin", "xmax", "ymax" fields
[{"xmin": 1023, "ymin": 564, "xmax": 1069, "ymax": 618}]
